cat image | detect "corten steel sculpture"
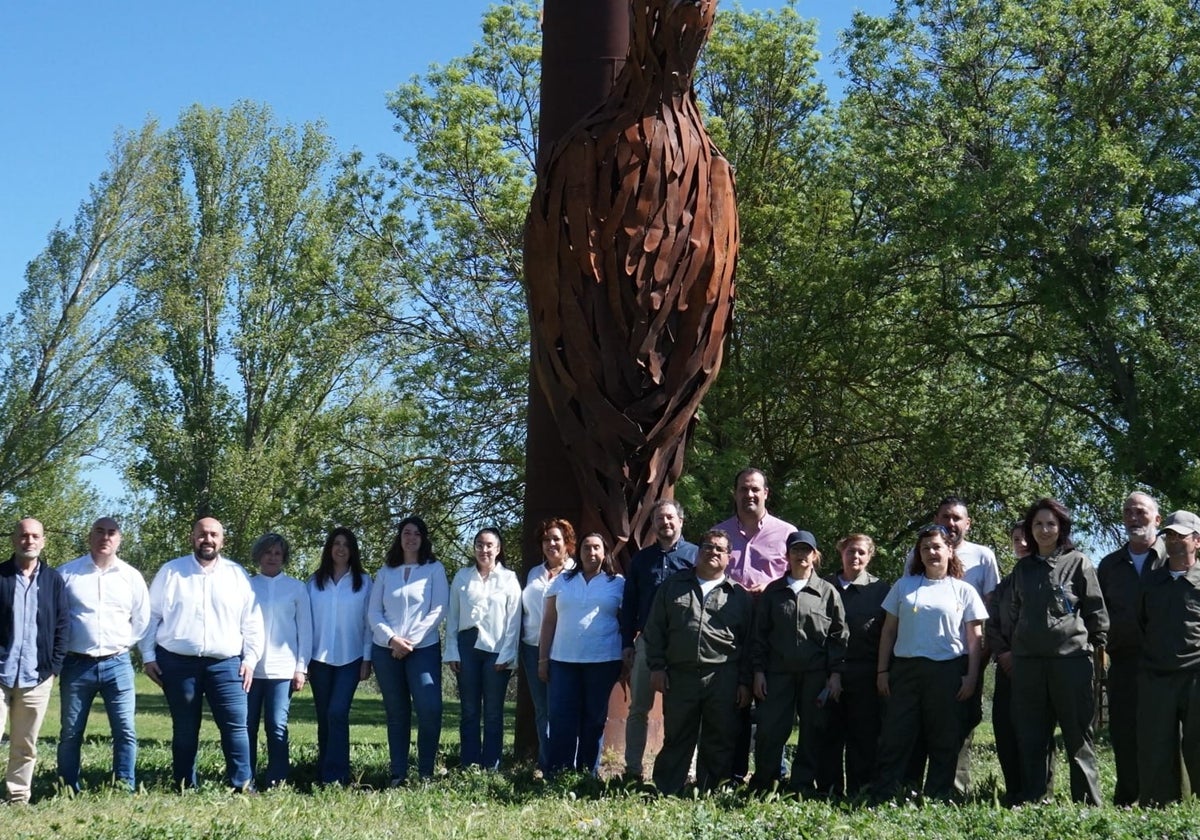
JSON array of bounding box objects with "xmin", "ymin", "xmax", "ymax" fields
[{"xmin": 525, "ymin": 0, "xmax": 738, "ymax": 560}]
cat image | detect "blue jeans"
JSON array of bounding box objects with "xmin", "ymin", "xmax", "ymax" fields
[
  {"xmin": 455, "ymin": 628, "xmax": 512, "ymax": 769},
  {"xmin": 57, "ymin": 651, "xmax": 138, "ymax": 791},
  {"xmin": 247, "ymin": 677, "xmax": 293, "ymax": 786},
  {"xmin": 307, "ymin": 659, "xmax": 362, "ymax": 785},
  {"xmin": 155, "ymin": 647, "xmax": 251, "ymax": 789},
  {"xmin": 520, "ymin": 643, "xmax": 550, "ymax": 770},
  {"xmin": 547, "ymin": 659, "xmax": 621, "ymax": 775},
  {"xmin": 372, "ymin": 643, "xmax": 442, "ymax": 780}
]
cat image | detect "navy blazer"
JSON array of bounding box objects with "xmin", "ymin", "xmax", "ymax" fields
[{"xmin": 0, "ymin": 557, "xmax": 69, "ymax": 682}]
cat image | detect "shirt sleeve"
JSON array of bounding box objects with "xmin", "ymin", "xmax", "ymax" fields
[
  {"xmin": 129, "ymin": 567, "xmax": 152, "ymax": 646},
  {"xmin": 295, "ymin": 582, "xmax": 313, "ymax": 672},
  {"xmin": 497, "ymin": 571, "xmax": 523, "ymax": 669},
  {"xmin": 444, "ymin": 569, "xmax": 464, "ymax": 662},
  {"xmin": 140, "ymin": 566, "xmax": 167, "ymax": 664},
  {"xmin": 882, "ymin": 578, "xmax": 902, "ymax": 618},
  {"xmin": 408, "ymin": 563, "xmax": 449, "ymax": 648},
  {"xmin": 239, "ymin": 572, "xmax": 266, "ymax": 671}
]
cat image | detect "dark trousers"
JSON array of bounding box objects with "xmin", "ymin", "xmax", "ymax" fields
[
  {"xmin": 1106, "ymin": 655, "xmax": 1141, "ymax": 805},
  {"xmin": 817, "ymin": 665, "xmax": 882, "ymax": 796},
  {"xmin": 1136, "ymin": 669, "xmax": 1200, "ymax": 806},
  {"xmin": 993, "ymin": 666, "xmax": 1056, "ymax": 804},
  {"xmin": 1011, "ymin": 655, "xmax": 1100, "ymax": 804},
  {"xmin": 653, "ymin": 664, "xmax": 740, "ymax": 795},
  {"xmin": 754, "ymin": 669, "xmax": 827, "ymax": 792},
  {"xmin": 873, "ymin": 656, "xmax": 968, "ymax": 800}
]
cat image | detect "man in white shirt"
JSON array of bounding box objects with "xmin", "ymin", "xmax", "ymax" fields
[
  {"xmin": 57, "ymin": 517, "xmax": 149, "ymax": 792},
  {"xmin": 140, "ymin": 517, "xmax": 264, "ymax": 792}
]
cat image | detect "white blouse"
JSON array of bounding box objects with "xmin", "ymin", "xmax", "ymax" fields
[
  {"xmin": 307, "ymin": 572, "xmax": 372, "ymax": 667},
  {"xmin": 521, "ymin": 559, "xmax": 574, "ymax": 646},
  {"xmin": 368, "ymin": 561, "xmax": 449, "ymax": 650},
  {"xmin": 545, "ymin": 571, "xmax": 624, "ymax": 663},
  {"xmin": 444, "ymin": 564, "xmax": 522, "ymax": 667},
  {"xmin": 251, "ymin": 573, "xmax": 313, "ymax": 680}
]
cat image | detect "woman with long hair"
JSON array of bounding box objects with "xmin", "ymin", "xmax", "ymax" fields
[
  {"xmin": 369, "ymin": 515, "xmax": 449, "ymax": 785},
  {"xmin": 1008, "ymin": 497, "xmax": 1108, "ymax": 804},
  {"xmin": 445, "ymin": 527, "xmax": 522, "ymax": 770},
  {"xmin": 306, "ymin": 527, "xmax": 372, "ymax": 786},
  {"xmin": 537, "ymin": 531, "xmax": 624, "ymax": 775},
  {"xmin": 871, "ymin": 524, "xmax": 987, "ymax": 801},
  {"xmin": 519, "ymin": 518, "xmax": 575, "ymax": 769}
]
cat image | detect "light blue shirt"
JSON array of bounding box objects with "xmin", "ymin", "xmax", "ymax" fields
[{"xmin": 0, "ymin": 569, "xmax": 40, "ymax": 688}]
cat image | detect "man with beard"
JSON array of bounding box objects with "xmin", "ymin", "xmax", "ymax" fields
[
  {"xmin": 141, "ymin": 517, "xmax": 264, "ymax": 792},
  {"xmin": 644, "ymin": 529, "xmax": 753, "ymax": 795},
  {"xmin": 1098, "ymin": 491, "xmax": 1166, "ymax": 805},
  {"xmin": 712, "ymin": 468, "xmax": 796, "ymax": 782},
  {"xmin": 0, "ymin": 518, "xmax": 67, "ymax": 803},
  {"xmin": 1136, "ymin": 510, "xmax": 1200, "ymax": 805},
  {"xmin": 621, "ymin": 499, "xmax": 697, "ymax": 780}
]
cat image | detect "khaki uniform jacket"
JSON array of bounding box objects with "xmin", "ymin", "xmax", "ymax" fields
[
  {"xmin": 1137, "ymin": 563, "xmax": 1200, "ymax": 673},
  {"xmin": 1008, "ymin": 548, "xmax": 1109, "ymax": 658},
  {"xmin": 643, "ymin": 569, "xmax": 753, "ymax": 685},
  {"xmin": 1098, "ymin": 539, "xmax": 1166, "ymax": 659},
  {"xmin": 752, "ymin": 574, "xmax": 848, "ymax": 674}
]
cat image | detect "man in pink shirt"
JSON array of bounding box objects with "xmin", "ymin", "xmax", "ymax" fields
[{"xmin": 712, "ymin": 467, "xmax": 796, "ymax": 781}]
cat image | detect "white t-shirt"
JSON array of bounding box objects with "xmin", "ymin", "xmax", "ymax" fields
[{"xmin": 883, "ymin": 574, "xmax": 988, "ymax": 661}]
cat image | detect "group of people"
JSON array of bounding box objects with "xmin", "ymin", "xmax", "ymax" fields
[{"xmin": 0, "ymin": 472, "xmax": 1197, "ymax": 809}]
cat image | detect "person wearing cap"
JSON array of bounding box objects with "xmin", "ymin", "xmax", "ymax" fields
[
  {"xmin": 871, "ymin": 523, "xmax": 987, "ymax": 802},
  {"xmin": 1008, "ymin": 497, "xmax": 1108, "ymax": 804},
  {"xmin": 1097, "ymin": 491, "xmax": 1166, "ymax": 805},
  {"xmin": 56, "ymin": 517, "xmax": 150, "ymax": 793},
  {"xmin": 750, "ymin": 530, "xmax": 848, "ymax": 794},
  {"xmin": 711, "ymin": 467, "xmax": 797, "ymax": 780},
  {"xmin": 1136, "ymin": 509, "xmax": 1200, "ymax": 805},
  {"xmin": 644, "ymin": 529, "xmax": 753, "ymax": 795}
]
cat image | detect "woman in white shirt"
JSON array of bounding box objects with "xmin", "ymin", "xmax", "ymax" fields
[
  {"xmin": 445, "ymin": 528, "xmax": 522, "ymax": 770},
  {"xmin": 519, "ymin": 518, "xmax": 575, "ymax": 770},
  {"xmin": 538, "ymin": 532, "xmax": 624, "ymax": 775},
  {"xmin": 248, "ymin": 533, "xmax": 312, "ymax": 787},
  {"xmin": 369, "ymin": 515, "xmax": 449, "ymax": 785},
  {"xmin": 306, "ymin": 527, "xmax": 372, "ymax": 786},
  {"xmin": 871, "ymin": 524, "xmax": 987, "ymax": 801}
]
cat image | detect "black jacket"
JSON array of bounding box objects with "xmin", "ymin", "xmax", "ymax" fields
[{"xmin": 0, "ymin": 558, "xmax": 69, "ymax": 682}]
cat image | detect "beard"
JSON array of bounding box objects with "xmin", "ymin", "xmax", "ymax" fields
[
  {"xmin": 194, "ymin": 545, "xmax": 219, "ymax": 561},
  {"xmin": 1126, "ymin": 524, "xmax": 1156, "ymax": 544}
]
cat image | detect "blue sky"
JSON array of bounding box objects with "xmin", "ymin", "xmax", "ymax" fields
[{"xmin": 0, "ymin": 0, "xmax": 891, "ymax": 312}]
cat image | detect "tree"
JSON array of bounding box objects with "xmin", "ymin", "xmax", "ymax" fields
[
  {"xmin": 839, "ymin": 0, "xmax": 1200, "ymax": 534},
  {"xmin": 0, "ymin": 124, "xmax": 160, "ymax": 542}
]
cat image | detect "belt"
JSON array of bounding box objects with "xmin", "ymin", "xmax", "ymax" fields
[{"xmin": 67, "ymin": 650, "xmax": 126, "ymax": 662}]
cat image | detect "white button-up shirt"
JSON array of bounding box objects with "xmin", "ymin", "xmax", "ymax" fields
[
  {"xmin": 369, "ymin": 561, "xmax": 448, "ymax": 650},
  {"xmin": 250, "ymin": 572, "xmax": 313, "ymax": 680},
  {"xmin": 140, "ymin": 554, "xmax": 264, "ymax": 670},
  {"xmin": 58, "ymin": 554, "xmax": 150, "ymax": 657},
  {"xmin": 307, "ymin": 572, "xmax": 372, "ymax": 667},
  {"xmin": 545, "ymin": 571, "xmax": 625, "ymax": 663},
  {"xmin": 444, "ymin": 564, "xmax": 522, "ymax": 667}
]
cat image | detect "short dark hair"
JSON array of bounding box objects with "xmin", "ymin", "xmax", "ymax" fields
[
  {"xmin": 734, "ymin": 467, "xmax": 768, "ymax": 491},
  {"xmin": 936, "ymin": 495, "xmax": 969, "ymax": 515}
]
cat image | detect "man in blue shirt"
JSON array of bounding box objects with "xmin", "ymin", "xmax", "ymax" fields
[
  {"xmin": 0, "ymin": 518, "xmax": 68, "ymax": 803},
  {"xmin": 621, "ymin": 499, "xmax": 697, "ymax": 779}
]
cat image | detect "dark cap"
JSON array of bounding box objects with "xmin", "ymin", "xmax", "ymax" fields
[{"xmin": 786, "ymin": 530, "xmax": 818, "ymax": 552}]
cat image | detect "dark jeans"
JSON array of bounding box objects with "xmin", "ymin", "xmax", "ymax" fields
[
  {"xmin": 155, "ymin": 647, "xmax": 251, "ymax": 789},
  {"xmin": 546, "ymin": 659, "xmax": 621, "ymax": 775},
  {"xmin": 307, "ymin": 659, "xmax": 362, "ymax": 785},
  {"xmin": 455, "ymin": 628, "xmax": 512, "ymax": 769}
]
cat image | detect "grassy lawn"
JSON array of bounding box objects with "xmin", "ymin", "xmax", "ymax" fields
[{"xmin": 0, "ymin": 672, "xmax": 1197, "ymax": 839}]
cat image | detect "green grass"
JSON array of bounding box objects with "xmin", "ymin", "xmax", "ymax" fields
[{"xmin": 3, "ymin": 672, "xmax": 1200, "ymax": 839}]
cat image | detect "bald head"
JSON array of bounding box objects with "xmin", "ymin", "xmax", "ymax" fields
[
  {"xmin": 191, "ymin": 517, "xmax": 225, "ymax": 564},
  {"xmin": 12, "ymin": 518, "xmax": 44, "ymax": 568}
]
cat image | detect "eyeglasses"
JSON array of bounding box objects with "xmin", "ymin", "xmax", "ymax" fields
[
  {"xmin": 917, "ymin": 524, "xmax": 950, "ymax": 539},
  {"xmin": 699, "ymin": 542, "xmax": 729, "ymax": 554}
]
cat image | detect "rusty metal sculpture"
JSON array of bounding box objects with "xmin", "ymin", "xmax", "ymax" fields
[{"xmin": 525, "ymin": 0, "xmax": 738, "ymax": 559}]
